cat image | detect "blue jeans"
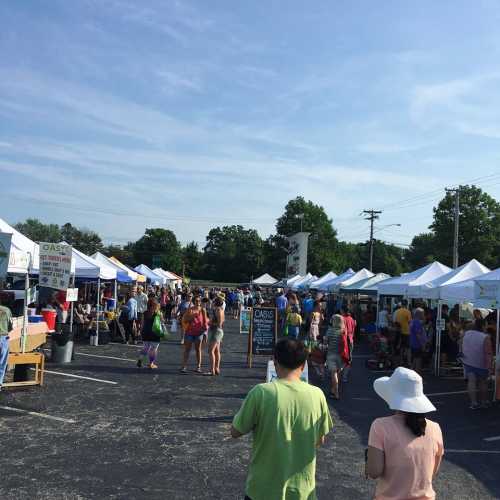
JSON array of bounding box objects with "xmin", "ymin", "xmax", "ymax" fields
[{"xmin": 0, "ymin": 336, "xmax": 9, "ymax": 386}]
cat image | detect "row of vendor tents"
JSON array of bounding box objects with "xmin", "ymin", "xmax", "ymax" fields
[
  {"xmin": 262, "ymin": 259, "xmax": 500, "ymax": 307},
  {"xmin": 1, "ymin": 218, "xmax": 182, "ymax": 286}
]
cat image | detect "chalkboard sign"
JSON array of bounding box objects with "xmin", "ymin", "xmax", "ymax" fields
[{"xmin": 248, "ymin": 307, "xmax": 277, "ymax": 367}]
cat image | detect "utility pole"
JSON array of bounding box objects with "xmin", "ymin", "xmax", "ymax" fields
[
  {"xmin": 363, "ymin": 209, "xmax": 382, "ymax": 272},
  {"xmin": 445, "ymin": 188, "xmax": 460, "ymax": 268}
]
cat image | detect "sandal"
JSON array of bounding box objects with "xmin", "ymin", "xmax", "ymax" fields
[{"xmin": 195, "ymin": 366, "xmax": 202, "ymax": 373}]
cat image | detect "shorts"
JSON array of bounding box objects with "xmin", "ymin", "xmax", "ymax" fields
[
  {"xmin": 464, "ymin": 364, "xmax": 489, "ymax": 379},
  {"xmin": 184, "ymin": 334, "xmax": 203, "ymax": 343},
  {"xmin": 209, "ymin": 327, "xmax": 224, "ymax": 343},
  {"xmin": 327, "ymin": 352, "xmax": 344, "ymax": 371}
]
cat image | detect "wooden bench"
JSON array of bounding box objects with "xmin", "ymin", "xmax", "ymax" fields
[{"xmin": 3, "ymin": 352, "xmax": 45, "ymax": 388}]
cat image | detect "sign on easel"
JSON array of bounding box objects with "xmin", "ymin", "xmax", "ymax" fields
[
  {"xmin": 39, "ymin": 242, "xmax": 72, "ymax": 291},
  {"xmin": 266, "ymin": 360, "xmax": 309, "ymax": 383},
  {"xmin": 247, "ymin": 307, "xmax": 277, "ymax": 368},
  {"xmin": 240, "ymin": 307, "xmax": 251, "ymax": 334},
  {"xmin": 66, "ymin": 288, "xmax": 79, "ymax": 302}
]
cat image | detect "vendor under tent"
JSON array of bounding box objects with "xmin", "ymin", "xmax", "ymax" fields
[
  {"xmin": 0, "ymin": 218, "xmax": 39, "ymax": 273},
  {"xmin": 339, "ymin": 273, "xmax": 391, "ymax": 295},
  {"xmin": 407, "ymin": 259, "xmax": 490, "ymax": 299},
  {"xmin": 377, "ymin": 261, "xmax": 452, "ymax": 297},
  {"xmin": 252, "ymin": 273, "xmax": 278, "ymax": 286},
  {"xmin": 108, "ymin": 256, "xmax": 145, "ymax": 283},
  {"xmin": 329, "ymin": 268, "xmax": 374, "ymax": 292},
  {"xmin": 319, "ymin": 268, "xmax": 355, "ymax": 292},
  {"xmin": 134, "ymin": 264, "xmax": 166, "ymax": 286},
  {"xmin": 309, "ymin": 271, "xmax": 337, "ymax": 290}
]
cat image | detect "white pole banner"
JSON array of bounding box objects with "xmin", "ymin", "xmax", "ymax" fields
[{"xmin": 39, "ymin": 242, "xmax": 73, "ymax": 291}]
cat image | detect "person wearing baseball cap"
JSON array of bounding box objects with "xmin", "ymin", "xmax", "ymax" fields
[{"xmin": 366, "ymin": 367, "xmax": 444, "ymax": 500}]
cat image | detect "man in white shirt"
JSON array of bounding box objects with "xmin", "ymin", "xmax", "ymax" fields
[{"xmin": 136, "ymin": 286, "xmax": 149, "ymax": 336}]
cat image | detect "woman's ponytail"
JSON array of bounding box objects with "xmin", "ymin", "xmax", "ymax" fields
[{"xmin": 404, "ymin": 412, "xmax": 427, "ymax": 437}]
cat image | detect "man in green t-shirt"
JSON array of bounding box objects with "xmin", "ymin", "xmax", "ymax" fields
[
  {"xmin": 0, "ymin": 295, "xmax": 13, "ymax": 388},
  {"xmin": 231, "ymin": 338, "xmax": 333, "ymax": 500}
]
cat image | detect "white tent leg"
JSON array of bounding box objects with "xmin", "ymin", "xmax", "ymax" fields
[
  {"xmin": 435, "ymin": 301, "xmax": 442, "ymax": 376},
  {"xmin": 21, "ymin": 272, "xmax": 29, "ymax": 353},
  {"xmin": 96, "ymin": 278, "xmax": 100, "ymax": 346},
  {"xmin": 495, "ymin": 309, "xmax": 500, "ymax": 401}
]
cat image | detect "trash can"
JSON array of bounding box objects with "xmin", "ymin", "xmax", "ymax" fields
[{"xmin": 51, "ymin": 330, "xmax": 74, "ymax": 364}]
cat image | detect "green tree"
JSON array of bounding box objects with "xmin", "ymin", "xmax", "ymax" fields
[
  {"xmin": 15, "ymin": 218, "xmax": 61, "ymax": 243},
  {"xmin": 60, "ymin": 223, "xmax": 103, "ymax": 255},
  {"xmin": 102, "ymin": 244, "xmax": 135, "ymax": 266},
  {"xmin": 131, "ymin": 228, "xmax": 182, "ymax": 273},
  {"xmin": 182, "ymin": 242, "xmax": 203, "ymax": 278},
  {"xmin": 406, "ymin": 233, "xmax": 437, "ymax": 269},
  {"xmin": 203, "ymin": 225, "xmax": 264, "ymax": 282},
  {"xmin": 262, "ymin": 234, "xmax": 288, "ymax": 279},
  {"xmin": 430, "ymin": 185, "xmax": 500, "ymax": 268},
  {"xmin": 276, "ymin": 197, "xmax": 339, "ymax": 275}
]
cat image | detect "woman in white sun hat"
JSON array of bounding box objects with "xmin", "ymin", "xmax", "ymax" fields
[{"xmin": 366, "ymin": 367, "xmax": 444, "ymax": 500}]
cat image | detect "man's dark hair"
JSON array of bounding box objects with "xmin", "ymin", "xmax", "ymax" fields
[
  {"xmin": 475, "ymin": 317, "xmax": 486, "ymax": 332},
  {"xmin": 402, "ymin": 299, "xmax": 408, "ymax": 307},
  {"xmin": 274, "ymin": 338, "xmax": 307, "ymax": 370}
]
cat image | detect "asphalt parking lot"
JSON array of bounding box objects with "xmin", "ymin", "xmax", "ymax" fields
[{"xmin": 1, "ymin": 319, "xmax": 500, "ymax": 500}]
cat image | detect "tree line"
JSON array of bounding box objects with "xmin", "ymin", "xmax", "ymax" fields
[{"xmin": 14, "ymin": 185, "xmax": 500, "ymax": 282}]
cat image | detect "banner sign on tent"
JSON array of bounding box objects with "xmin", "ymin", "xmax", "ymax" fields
[
  {"xmin": 475, "ymin": 282, "xmax": 500, "ymax": 302},
  {"xmin": 66, "ymin": 288, "xmax": 79, "ymax": 302},
  {"xmin": 247, "ymin": 307, "xmax": 277, "ymax": 368},
  {"xmin": 240, "ymin": 307, "xmax": 251, "ymax": 334},
  {"xmin": 0, "ymin": 232, "xmax": 12, "ymax": 279},
  {"xmin": 266, "ymin": 360, "xmax": 308, "ymax": 383},
  {"xmin": 39, "ymin": 242, "xmax": 72, "ymax": 291}
]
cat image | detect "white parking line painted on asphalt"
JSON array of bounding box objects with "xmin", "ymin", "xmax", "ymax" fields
[
  {"xmin": 484, "ymin": 436, "xmax": 500, "ymax": 442},
  {"xmin": 0, "ymin": 405, "xmax": 76, "ymax": 423},
  {"xmin": 36, "ymin": 369, "xmax": 118, "ymax": 385},
  {"xmin": 426, "ymin": 390, "xmax": 468, "ymax": 397},
  {"xmin": 76, "ymin": 352, "xmax": 136, "ymax": 363},
  {"xmin": 446, "ymin": 449, "xmax": 500, "ymax": 454}
]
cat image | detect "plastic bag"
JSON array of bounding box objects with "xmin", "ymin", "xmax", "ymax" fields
[
  {"xmin": 152, "ymin": 314, "xmax": 162, "ymax": 335},
  {"xmin": 170, "ymin": 319, "xmax": 178, "ymax": 333}
]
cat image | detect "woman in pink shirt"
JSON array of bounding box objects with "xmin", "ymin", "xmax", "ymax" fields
[
  {"xmin": 462, "ymin": 317, "xmax": 493, "ymax": 410},
  {"xmin": 366, "ymin": 367, "xmax": 444, "ymax": 500}
]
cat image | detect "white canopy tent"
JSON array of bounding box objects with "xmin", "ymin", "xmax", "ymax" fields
[
  {"xmin": 286, "ymin": 274, "xmax": 303, "ymax": 287},
  {"xmin": 0, "ymin": 218, "xmax": 40, "ymax": 273},
  {"xmin": 309, "ymin": 271, "xmax": 337, "ymax": 289},
  {"xmin": 330, "ymin": 268, "xmax": 374, "ymax": 292},
  {"xmin": 339, "ymin": 273, "xmax": 391, "ymax": 295},
  {"xmin": 407, "ymin": 259, "xmax": 490, "ymax": 299},
  {"xmin": 152, "ymin": 268, "xmax": 183, "ymax": 285},
  {"xmin": 252, "ymin": 273, "xmax": 278, "ymax": 286},
  {"xmin": 291, "ymin": 273, "xmax": 314, "ymax": 290},
  {"xmin": 318, "ymin": 269, "xmax": 355, "ymax": 292},
  {"xmin": 73, "ymin": 249, "xmax": 116, "ymax": 280},
  {"xmin": 294, "ymin": 274, "xmax": 319, "ymax": 291},
  {"xmin": 474, "ymin": 268, "xmax": 500, "ymax": 307},
  {"xmin": 377, "ymin": 261, "xmax": 452, "ymax": 296},
  {"xmin": 134, "ymin": 264, "xmax": 167, "ymax": 285}
]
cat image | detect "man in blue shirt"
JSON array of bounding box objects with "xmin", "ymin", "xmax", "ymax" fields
[
  {"xmin": 302, "ymin": 292, "xmax": 315, "ymax": 335},
  {"xmin": 124, "ymin": 289, "xmax": 138, "ymax": 344},
  {"xmin": 275, "ymin": 291, "xmax": 288, "ymax": 335}
]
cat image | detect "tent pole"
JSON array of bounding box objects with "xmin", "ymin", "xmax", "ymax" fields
[
  {"xmin": 495, "ymin": 308, "xmax": 500, "ymax": 401},
  {"xmin": 435, "ymin": 301, "xmax": 442, "ymax": 376},
  {"xmin": 96, "ymin": 278, "xmax": 100, "ymax": 346},
  {"xmin": 69, "ymin": 274, "xmax": 75, "ymax": 335},
  {"xmin": 21, "ymin": 268, "xmax": 29, "ymax": 354}
]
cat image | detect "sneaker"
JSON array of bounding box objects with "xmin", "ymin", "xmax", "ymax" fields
[
  {"xmin": 180, "ymin": 367, "xmax": 187, "ymax": 374},
  {"xmin": 470, "ymin": 403, "xmax": 481, "ymax": 410},
  {"xmin": 136, "ymin": 359, "xmax": 142, "ymax": 368}
]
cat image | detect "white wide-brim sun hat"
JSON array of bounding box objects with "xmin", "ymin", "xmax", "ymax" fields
[{"xmin": 374, "ymin": 367, "xmax": 436, "ymax": 414}]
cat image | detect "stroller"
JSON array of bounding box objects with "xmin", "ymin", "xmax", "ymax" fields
[{"xmin": 366, "ymin": 333, "xmax": 393, "ymax": 370}]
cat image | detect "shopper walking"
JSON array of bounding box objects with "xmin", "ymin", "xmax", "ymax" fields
[
  {"xmin": 124, "ymin": 290, "xmax": 138, "ymax": 345},
  {"xmin": 326, "ymin": 313, "xmax": 350, "ymax": 399},
  {"xmin": 341, "ymin": 307, "xmax": 356, "ymax": 382},
  {"xmin": 137, "ymin": 298, "xmax": 162, "ymax": 369},
  {"xmin": 409, "ymin": 308, "xmax": 428, "ymax": 374},
  {"xmin": 309, "ymin": 301, "xmax": 322, "ymax": 341},
  {"xmin": 231, "ymin": 338, "xmax": 333, "ymax": 500},
  {"xmin": 366, "ymin": 367, "xmax": 444, "ymax": 500},
  {"xmin": 180, "ymin": 296, "xmax": 208, "ymax": 373},
  {"xmin": 462, "ymin": 317, "xmax": 493, "ymax": 409},
  {"xmin": 207, "ymin": 296, "xmax": 225, "ymax": 376},
  {"xmin": 136, "ymin": 286, "xmax": 148, "ymax": 338}
]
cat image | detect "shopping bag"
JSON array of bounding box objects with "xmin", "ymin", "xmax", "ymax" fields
[
  {"xmin": 170, "ymin": 319, "xmax": 178, "ymax": 333},
  {"xmin": 160, "ymin": 321, "xmax": 170, "ymax": 339},
  {"xmin": 152, "ymin": 314, "xmax": 162, "ymax": 335}
]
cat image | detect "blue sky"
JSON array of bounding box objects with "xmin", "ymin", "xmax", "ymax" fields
[{"xmin": 1, "ymin": 0, "xmax": 500, "ymax": 249}]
